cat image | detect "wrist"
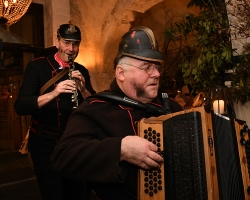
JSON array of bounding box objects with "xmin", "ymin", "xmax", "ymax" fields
[{"xmin": 80, "ymin": 88, "xmax": 86, "ymax": 93}]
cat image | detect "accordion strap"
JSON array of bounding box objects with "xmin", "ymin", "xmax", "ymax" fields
[{"xmin": 92, "ymin": 91, "xmax": 170, "ymax": 115}]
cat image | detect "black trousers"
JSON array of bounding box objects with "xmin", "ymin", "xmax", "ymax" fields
[{"xmin": 29, "ymin": 133, "xmax": 85, "ymax": 200}]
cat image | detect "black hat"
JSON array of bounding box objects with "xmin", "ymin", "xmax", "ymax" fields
[
  {"xmin": 57, "ymin": 23, "xmax": 81, "ymax": 41},
  {"xmin": 114, "ymin": 26, "xmax": 165, "ymax": 66}
]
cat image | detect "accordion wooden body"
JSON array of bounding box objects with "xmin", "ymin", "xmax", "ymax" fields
[{"xmin": 137, "ymin": 106, "xmax": 250, "ymax": 200}]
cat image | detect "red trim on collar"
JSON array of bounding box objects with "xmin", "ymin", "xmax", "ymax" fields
[
  {"xmin": 90, "ymin": 100, "xmax": 107, "ymax": 104},
  {"xmin": 150, "ymin": 102, "xmax": 163, "ymax": 108},
  {"xmin": 32, "ymin": 57, "xmax": 45, "ymax": 61},
  {"xmin": 118, "ymin": 105, "xmax": 133, "ymax": 110},
  {"xmin": 90, "ymin": 100, "xmax": 134, "ymax": 110}
]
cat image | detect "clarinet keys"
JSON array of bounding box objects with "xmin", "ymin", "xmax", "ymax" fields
[{"xmin": 68, "ymin": 55, "xmax": 79, "ymax": 109}]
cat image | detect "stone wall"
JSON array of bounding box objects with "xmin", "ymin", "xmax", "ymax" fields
[
  {"xmin": 69, "ymin": 0, "xmax": 199, "ymax": 92},
  {"xmin": 33, "ymin": 0, "xmax": 70, "ymax": 47},
  {"xmin": 34, "ymin": 0, "xmax": 199, "ymax": 92}
]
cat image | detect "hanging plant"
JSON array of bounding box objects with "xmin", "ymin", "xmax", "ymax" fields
[{"xmin": 163, "ymin": 0, "xmax": 250, "ymax": 104}]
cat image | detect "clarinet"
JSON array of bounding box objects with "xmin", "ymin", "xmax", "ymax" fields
[{"xmin": 68, "ymin": 55, "xmax": 78, "ymax": 109}]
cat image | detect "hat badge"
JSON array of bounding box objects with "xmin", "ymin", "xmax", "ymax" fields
[{"xmin": 68, "ymin": 24, "xmax": 77, "ymax": 33}]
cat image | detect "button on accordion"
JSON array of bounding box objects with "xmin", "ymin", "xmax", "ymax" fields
[{"xmin": 137, "ymin": 107, "xmax": 250, "ymax": 200}]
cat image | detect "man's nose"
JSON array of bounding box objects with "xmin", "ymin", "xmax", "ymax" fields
[
  {"xmin": 67, "ymin": 43, "xmax": 74, "ymax": 51},
  {"xmin": 151, "ymin": 66, "xmax": 161, "ymax": 77}
]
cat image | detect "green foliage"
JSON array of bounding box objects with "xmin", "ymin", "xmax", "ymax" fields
[
  {"xmin": 187, "ymin": 0, "xmax": 225, "ymax": 9},
  {"xmin": 163, "ymin": 1, "xmax": 250, "ymax": 104},
  {"xmin": 228, "ymin": 51, "xmax": 250, "ymax": 103},
  {"xmin": 164, "ymin": 9, "xmax": 232, "ymax": 95}
]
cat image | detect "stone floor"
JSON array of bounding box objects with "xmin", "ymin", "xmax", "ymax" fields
[{"xmin": 0, "ymin": 150, "xmax": 42, "ymax": 200}]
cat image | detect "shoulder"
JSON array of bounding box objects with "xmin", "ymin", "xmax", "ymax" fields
[
  {"xmin": 25, "ymin": 56, "xmax": 52, "ymax": 74},
  {"xmin": 74, "ymin": 62, "xmax": 89, "ymax": 72},
  {"xmin": 85, "ymin": 95, "xmax": 107, "ymax": 105},
  {"xmin": 75, "ymin": 96, "xmax": 109, "ymax": 117},
  {"xmin": 27, "ymin": 57, "xmax": 48, "ymax": 68},
  {"xmin": 74, "ymin": 62, "xmax": 87, "ymax": 69},
  {"xmin": 81, "ymin": 91, "xmax": 119, "ymax": 108},
  {"xmin": 26, "ymin": 57, "xmax": 46, "ymax": 68},
  {"xmin": 31, "ymin": 56, "xmax": 47, "ymax": 63},
  {"xmin": 75, "ymin": 63, "xmax": 92, "ymax": 79}
]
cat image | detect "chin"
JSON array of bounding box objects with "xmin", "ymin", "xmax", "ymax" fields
[
  {"xmin": 148, "ymin": 93, "xmax": 158, "ymax": 100},
  {"xmin": 149, "ymin": 89, "xmax": 158, "ymax": 97}
]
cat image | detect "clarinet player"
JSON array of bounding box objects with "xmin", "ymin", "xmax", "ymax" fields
[{"xmin": 14, "ymin": 22, "xmax": 96, "ymax": 199}]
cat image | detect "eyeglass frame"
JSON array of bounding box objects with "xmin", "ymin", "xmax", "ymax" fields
[
  {"xmin": 120, "ymin": 62, "xmax": 164, "ymax": 75},
  {"xmin": 59, "ymin": 38, "xmax": 80, "ymax": 48}
]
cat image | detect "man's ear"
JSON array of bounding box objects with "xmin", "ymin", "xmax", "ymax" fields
[{"xmin": 116, "ymin": 65, "xmax": 125, "ymax": 81}]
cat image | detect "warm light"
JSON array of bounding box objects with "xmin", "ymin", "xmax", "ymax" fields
[
  {"xmin": 206, "ymin": 86, "xmax": 235, "ymax": 117},
  {"xmin": 213, "ymin": 100, "xmax": 225, "ymax": 114},
  {"xmin": 0, "ymin": 0, "xmax": 32, "ymax": 26},
  {"xmin": 4, "ymin": 0, "xmax": 8, "ymax": 8}
]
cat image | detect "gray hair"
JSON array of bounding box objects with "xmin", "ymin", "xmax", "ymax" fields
[{"xmin": 116, "ymin": 56, "xmax": 133, "ymax": 70}]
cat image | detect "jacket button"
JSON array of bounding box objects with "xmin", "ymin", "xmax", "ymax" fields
[{"xmin": 59, "ymin": 113, "xmax": 62, "ymax": 116}]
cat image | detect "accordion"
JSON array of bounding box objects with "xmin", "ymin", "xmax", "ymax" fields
[{"xmin": 137, "ymin": 107, "xmax": 250, "ymax": 200}]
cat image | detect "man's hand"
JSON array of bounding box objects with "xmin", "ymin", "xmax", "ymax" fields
[
  {"xmin": 52, "ymin": 79, "xmax": 76, "ymax": 97},
  {"xmin": 120, "ymin": 136, "xmax": 164, "ymax": 170},
  {"xmin": 71, "ymin": 70, "xmax": 91, "ymax": 99},
  {"xmin": 37, "ymin": 79, "xmax": 76, "ymax": 109},
  {"xmin": 71, "ymin": 70, "xmax": 86, "ymax": 92}
]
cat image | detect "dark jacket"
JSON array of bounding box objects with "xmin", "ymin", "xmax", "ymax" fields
[
  {"xmin": 14, "ymin": 53, "xmax": 95, "ymax": 130},
  {"xmin": 51, "ymin": 79, "xmax": 182, "ymax": 200}
]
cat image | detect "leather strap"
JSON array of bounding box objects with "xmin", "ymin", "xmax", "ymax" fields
[
  {"xmin": 92, "ymin": 91, "xmax": 171, "ymax": 115},
  {"xmin": 39, "ymin": 68, "xmax": 69, "ymax": 95}
]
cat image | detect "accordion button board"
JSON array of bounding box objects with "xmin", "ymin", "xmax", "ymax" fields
[
  {"xmin": 139, "ymin": 124, "xmax": 165, "ymax": 200},
  {"xmin": 143, "ymin": 127, "xmax": 164, "ymax": 197}
]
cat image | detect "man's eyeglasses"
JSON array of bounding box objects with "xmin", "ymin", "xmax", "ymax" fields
[
  {"xmin": 60, "ymin": 39, "xmax": 80, "ymax": 48},
  {"xmin": 121, "ymin": 62, "xmax": 163, "ymax": 75}
]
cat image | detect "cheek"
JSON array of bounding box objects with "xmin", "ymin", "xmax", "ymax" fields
[
  {"xmin": 137, "ymin": 75, "xmax": 148, "ymax": 85},
  {"xmin": 57, "ymin": 44, "xmax": 67, "ymax": 52},
  {"xmin": 131, "ymin": 77, "xmax": 146, "ymax": 89},
  {"xmin": 58, "ymin": 48, "xmax": 63, "ymax": 54},
  {"xmin": 74, "ymin": 47, "xmax": 79, "ymax": 53},
  {"xmin": 126, "ymin": 71, "xmax": 148, "ymax": 90}
]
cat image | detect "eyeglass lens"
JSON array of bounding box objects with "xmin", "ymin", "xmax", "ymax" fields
[
  {"xmin": 61, "ymin": 39, "xmax": 80, "ymax": 47},
  {"xmin": 144, "ymin": 64, "xmax": 163, "ymax": 74}
]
